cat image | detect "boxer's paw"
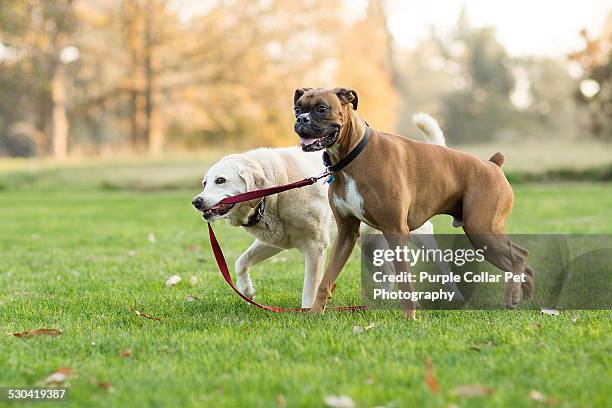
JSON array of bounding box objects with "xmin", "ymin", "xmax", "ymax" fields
[
  {"xmin": 521, "ymin": 273, "xmax": 534, "ymax": 301},
  {"xmin": 504, "ymin": 283, "xmax": 521, "ymax": 309},
  {"xmin": 309, "ymin": 301, "xmax": 326, "ymax": 314},
  {"xmin": 403, "ymin": 309, "xmax": 417, "ymax": 320}
]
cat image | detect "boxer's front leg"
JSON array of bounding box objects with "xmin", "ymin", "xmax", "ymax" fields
[{"xmin": 310, "ymin": 216, "xmax": 361, "ymax": 313}]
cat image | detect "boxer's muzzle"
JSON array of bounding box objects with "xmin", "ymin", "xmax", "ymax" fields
[{"xmin": 295, "ymin": 121, "xmax": 341, "ymax": 152}]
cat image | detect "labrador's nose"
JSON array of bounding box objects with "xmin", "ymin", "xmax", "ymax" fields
[{"xmin": 192, "ymin": 196, "xmax": 204, "ymax": 210}]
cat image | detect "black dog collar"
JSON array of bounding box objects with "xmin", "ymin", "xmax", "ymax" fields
[
  {"xmin": 323, "ymin": 124, "xmax": 372, "ymax": 173},
  {"xmin": 242, "ymin": 198, "xmax": 265, "ymax": 227}
]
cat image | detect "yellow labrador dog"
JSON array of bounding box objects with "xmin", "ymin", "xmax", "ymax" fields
[{"xmin": 192, "ymin": 114, "xmax": 455, "ymax": 308}]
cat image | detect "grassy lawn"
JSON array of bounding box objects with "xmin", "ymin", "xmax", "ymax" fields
[{"xmin": 1, "ymin": 178, "xmax": 611, "ymax": 407}]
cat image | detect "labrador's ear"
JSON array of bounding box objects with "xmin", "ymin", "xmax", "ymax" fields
[
  {"xmin": 334, "ymin": 88, "xmax": 358, "ymax": 110},
  {"xmin": 294, "ymin": 87, "xmax": 313, "ymax": 105},
  {"xmin": 238, "ymin": 158, "xmax": 267, "ymax": 207}
]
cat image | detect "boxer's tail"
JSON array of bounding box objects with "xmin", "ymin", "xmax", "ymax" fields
[
  {"xmin": 489, "ymin": 152, "xmax": 505, "ymax": 167},
  {"xmin": 413, "ymin": 113, "xmax": 445, "ymax": 147}
]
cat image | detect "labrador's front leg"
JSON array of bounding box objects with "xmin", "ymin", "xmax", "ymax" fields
[
  {"xmin": 310, "ymin": 216, "xmax": 361, "ymax": 313},
  {"xmin": 301, "ymin": 246, "xmax": 326, "ymax": 308},
  {"xmin": 235, "ymin": 239, "xmax": 282, "ymax": 299}
]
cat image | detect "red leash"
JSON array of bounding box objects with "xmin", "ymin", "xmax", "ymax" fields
[{"xmin": 207, "ymin": 172, "xmax": 366, "ymax": 312}]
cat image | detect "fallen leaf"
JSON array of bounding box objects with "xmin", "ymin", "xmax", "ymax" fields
[
  {"xmin": 127, "ymin": 250, "xmax": 136, "ymax": 257},
  {"xmin": 188, "ymin": 244, "xmax": 201, "ymax": 252},
  {"xmin": 186, "ymin": 295, "xmax": 200, "ymax": 302},
  {"xmin": 148, "ymin": 233, "xmax": 157, "ymax": 243},
  {"xmin": 352, "ymin": 325, "xmax": 363, "ymax": 335},
  {"xmin": 450, "ymin": 384, "xmax": 495, "ymax": 398},
  {"xmin": 323, "ymin": 395, "xmax": 356, "ymax": 408},
  {"xmin": 98, "ymin": 381, "xmax": 112, "ymax": 389},
  {"xmin": 571, "ymin": 316, "xmax": 579, "ymax": 324},
  {"xmin": 13, "ymin": 328, "xmax": 62, "ymax": 338},
  {"xmin": 119, "ymin": 348, "xmax": 132, "ymax": 357},
  {"xmin": 529, "ymin": 390, "xmax": 558, "ymax": 405},
  {"xmin": 189, "ymin": 276, "xmax": 198, "ymax": 285},
  {"xmin": 276, "ymin": 394, "xmax": 287, "ymax": 407},
  {"xmin": 469, "ymin": 340, "xmax": 493, "ymax": 352},
  {"xmin": 529, "ymin": 322, "xmax": 542, "ymax": 329},
  {"xmin": 132, "ymin": 309, "xmax": 161, "ymax": 321},
  {"xmin": 424, "ymin": 357, "xmax": 440, "ymax": 394},
  {"xmin": 541, "ymin": 308, "xmax": 560, "ymax": 316},
  {"xmin": 365, "ymin": 323, "xmax": 375, "ymax": 331},
  {"xmin": 44, "ymin": 367, "xmax": 77, "ymax": 386},
  {"xmin": 165, "ymin": 275, "xmax": 182, "ymax": 287}
]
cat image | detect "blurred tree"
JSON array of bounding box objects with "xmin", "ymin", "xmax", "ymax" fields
[
  {"xmin": 438, "ymin": 9, "xmax": 517, "ymax": 143},
  {"xmin": 570, "ymin": 13, "xmax": 612, "ymax": 140},
  {"xmin": 512, "ymin": 57, "xmax": 579, "ymax": 140},
  {"xmin": 334, "ymin": 0, "xmax": 399, "ymax": 131},
  {"xmin": 0, "ymin": 0, "xmax": 77, "ymax": 158}
]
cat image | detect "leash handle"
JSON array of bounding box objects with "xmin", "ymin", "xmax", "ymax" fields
[{"xmin": 208, "ymin": 223, "xmax": 366, "ymax": 312}]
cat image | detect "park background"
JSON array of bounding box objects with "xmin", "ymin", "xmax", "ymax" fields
[{"xmin": 1, "ymin": 1, "xmax": 611, "ymax": 407}]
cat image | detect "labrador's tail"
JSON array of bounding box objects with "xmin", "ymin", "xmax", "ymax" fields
[{"xmin": 413, "ymin": 113, "xmax": 445, "ymax": 147}]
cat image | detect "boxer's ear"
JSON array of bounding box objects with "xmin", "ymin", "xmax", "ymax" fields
[
  {"xmin": 294, "ymin": 88, "xmax": 313, "ymax": 105},
  {"xmin": 334, "ymin": 88, "xmax": 358, "ymax": 110}
]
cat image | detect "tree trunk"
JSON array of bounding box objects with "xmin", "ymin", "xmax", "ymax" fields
[
  {"xmin": 144, "ymin": 0, "xmax": 163, "ymax": 155},
  {"xmin": 52, "ymin": 34, "xmax": 69, "ymax": 160}
]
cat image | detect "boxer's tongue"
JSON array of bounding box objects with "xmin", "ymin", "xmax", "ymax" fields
[{"xmin": 300, "ymin": 138, "xmax": 319, "ymax": 147}]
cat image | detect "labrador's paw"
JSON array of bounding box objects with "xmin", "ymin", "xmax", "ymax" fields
[{"xmin": 236, "ymin": 275, "xmax": 255, "ymax": 299}]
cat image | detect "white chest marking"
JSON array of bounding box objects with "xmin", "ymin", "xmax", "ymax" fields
[{"xmin": 332, "ymin": 174, "xmax": 366, "ymax": 220}]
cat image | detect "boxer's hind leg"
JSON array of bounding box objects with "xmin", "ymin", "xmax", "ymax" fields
[{"xmin": 462, "ymin": 194, "xmax": 533, "ymax": 308}]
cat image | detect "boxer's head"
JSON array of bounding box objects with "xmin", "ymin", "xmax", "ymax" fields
[{"xmin": 293, "ymin": 87, "xmax": 358, "ymax": 152}]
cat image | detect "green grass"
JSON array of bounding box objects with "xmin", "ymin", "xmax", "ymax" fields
[{"xmin": 1, "ymin": 179, "xmax": 611, "ymax": 407}]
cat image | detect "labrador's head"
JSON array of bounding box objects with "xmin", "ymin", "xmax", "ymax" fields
[{"xmin": 192, "ymin": 155, "xmax": 266, "ymax": 225}]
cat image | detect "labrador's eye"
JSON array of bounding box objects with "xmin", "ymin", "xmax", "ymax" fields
[
  {"xmin": 215, "ymin": 177, "xmax": 226, "ymax": 185},
  {"xmin": 202, "ymin": 180, "xmax": 207, "ymax": 188},
  {"xmin": 317, "ymin": 106, "xmax": 328, "ymax": 113}
]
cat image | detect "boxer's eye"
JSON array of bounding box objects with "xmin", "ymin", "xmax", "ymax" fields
[
  {"xmin": 317, "ymin": 106, "xmax": 328, "ymax": 113},
  {"xmin": 215, "ymin": 177, "xmax": 226, "ymax": 185},
  {"xmin": 294, "ymin": 107, "xmax": 301, "ymax": 116}
]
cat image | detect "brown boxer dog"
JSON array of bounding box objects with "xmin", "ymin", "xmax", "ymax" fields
[{"xmin": 293, "ymin": 87, "xmax": 534, "ymax": 318}]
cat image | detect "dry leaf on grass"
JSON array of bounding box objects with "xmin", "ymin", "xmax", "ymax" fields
[
  {"xmin": 541, "ymin": 308, "xmax": 560, "ymax": 316},
  {"xmin": 323, "ymin": 395, "xmax": 356, "ymax": 408},
  {"xmin": 529, "ymin": 390, "xmax": 558, "ymax": 405},
  {"xmin": 276, "ymin": 394, "xmax": 287, "ymax": 407},
  {"xmin": 127, "ymin": 250, "xmax": 136, "ymax": 257},
  {"xmin": 44, "ymin": 367, "xmax": 77, "ymax": 386},
  {"xmin": 148, "ymin": 233, "xmax": 157, "ymax": 243},
  {"xmin": 529, "ymin": 322, "xmax": 542, "ymax": 329},
  {"xmin": 12, "ymin": 328, "xmax": 62, "ymax": 338},
  {"xmin": 98, "ymin": 381, "xmax": 112, "ymax": 390},
  {"xmin": 469, "ymin": 340, "xmax": 493, "ymax": 352},
  {"xmin": 424, "ymin": 357, "xmax": 440, "ymax": 394},
  {"xmin": 119, "ymin": 348, "xmax": 132, "ymax": 357},
  {"xmin": 450, "ymin": 384, "xmax": 495, "ymax": 398},
  {"xmin": 189, "ymin": 276, "xmax": 198, "ymax": 285},
  {"xmin": 188, "ymin": 244, "xmax": 201, "ymax": 252},
  {"xmin": 352, "ymin": 325, "xmax": 363, "ymax": 335},
  {"xmin": 185, "ymin": 295, "xmax": 200, "ymax": 302},
  {"xmin": 132, "ymin": 309, "xmax": 161, "ymax": 321},
  {"xmin": 165, "ymin": 275, "xmax": 182, "ymax": 287}
]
